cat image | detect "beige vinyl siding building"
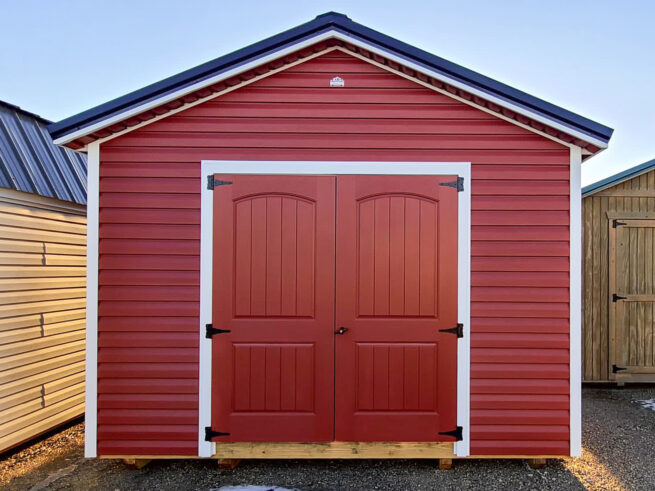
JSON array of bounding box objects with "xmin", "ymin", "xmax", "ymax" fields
[{"xmin": 0, "ymin": 101, "xmax": 87, "ymax": 452}]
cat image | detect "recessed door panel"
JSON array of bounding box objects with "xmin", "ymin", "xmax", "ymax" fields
[
  {"xmin": 335, "ymin": 175, "xmax": 458, "ymax": 441},
  {"xmin": 211, "ymin": 175, "xmax": 335, "ymax": 442}
]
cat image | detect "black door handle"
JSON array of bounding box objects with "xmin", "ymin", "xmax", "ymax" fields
[{"xmin": 335, "ymin": 327, "xmax": 349, "ymax": 335}]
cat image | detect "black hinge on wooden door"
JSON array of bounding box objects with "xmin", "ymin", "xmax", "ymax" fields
[
  {"xmin": 612, "ymin": 364, "xmax": 627, "ymax": 373},
  {"xmin": 440, "ymin": 177, "xmax": 464, "ymax": 192},
  {"xmin": 205, "ymin": 324, "xmax": 231, "ymax": 338},
  {"xmin": 612, "ymin": 219, "xmax": 627, "ymax": 228},
  {"xmin": 207, "ymin": 175, "xmax": 233, "ymax": 190},
  {"xmin": 205, "ymin": 427, "xmax": 230, "ymax": 440},
  {"xmin": 439, "ymin": 323, "xmax": 463, "ymax": 338},
  {"xmin": 612, "ymin": 293, "xmax": 627, "ymax": 302},
  {"xmin": 438, "ymin": 426, "xmax": 463, "ymax": 441}
]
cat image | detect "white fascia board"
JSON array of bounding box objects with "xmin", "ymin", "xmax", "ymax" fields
[
  {"xmin": 569, "ymin": 147, "xmax": 583, "ymax": 457},
  {"xmin": 333, "ymin": 32, "xmax": 607, "ymax": 150},
  {"xmin": 53, "ymin": 30, "xmax": 604, "ymax": 151},
  {"xmin": 53, "ymin": 31, "xmax": 338, "ymax": 146},
  {"xmin": 198, "ymin": 160, "xmax": 471, "ymax": 457}
]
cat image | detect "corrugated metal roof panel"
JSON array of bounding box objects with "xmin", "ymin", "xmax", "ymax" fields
[{"xmin": 0, "ymin": 100, "xmax": 86, "ymax": 205}]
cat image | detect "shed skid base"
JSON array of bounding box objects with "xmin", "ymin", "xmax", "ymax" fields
[
  {"xmin": 104, "ymin": 452, "xmax": 563, "ymax": 460},
  {"xmin": 122, "ymin": 459, "xmax": 151, "ymax": 469}
]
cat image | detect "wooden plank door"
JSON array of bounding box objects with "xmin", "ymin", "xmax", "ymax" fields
[
  {"xmin": 211, "ymin": 175, "xmax": 335, "ymax": 441},
  {"xmin": 334, "ymin": 175, "xmax": 459, "ymax": 441},
  {"xmin": 610, "ymin": 218, "xmax": 655, "ymax": 381}
]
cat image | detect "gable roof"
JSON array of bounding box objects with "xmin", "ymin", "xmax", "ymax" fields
[
  {"xmin": 583, "ymin": 158, "xmax": 655, "ymax": 197},
  {"xmin": 0, "ymin": 100, "xmax": 87, "ymax": 205},
  {"xmin": 48, "ymin": 12, "xmax": 613, "ymax": 153}
]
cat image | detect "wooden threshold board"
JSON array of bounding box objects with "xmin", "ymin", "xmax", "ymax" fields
[
  {"xmin": 212, "ymin": 442, "xmax": 456, "ymax": 459},
  {"xmin": 100, "ymin": 443, "xmax": 568, "ymax": 460}
]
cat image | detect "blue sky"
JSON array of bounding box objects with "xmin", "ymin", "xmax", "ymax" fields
[{"xmin": 1, "ymin": 0, "xmax": 652, "ymax": 185}]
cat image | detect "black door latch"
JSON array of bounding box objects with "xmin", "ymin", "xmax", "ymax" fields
[{"xmin": 335, "ymin": 327, "xmax": 349, "ymax": 335}]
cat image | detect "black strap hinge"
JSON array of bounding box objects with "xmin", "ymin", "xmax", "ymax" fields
[
  {"xmin": 439, "ymin": 323, "xmax": 463, "ymax": 338},
  {"xmin": 612, "ymin": 219, "xmax": 627, "ymax": 228},
  {"xmin": 440, "ymin": 177, "xmax": 464, "ymax": 192},
  {"xmin": 438, "ymin": 426, "xmax": 463, "ymax": 441},
  {"xmin": 205, "ymin": 324, "xmax": 231, "ymax": 338},
  {"xmin": 205, "ymin": 426, "xmax": 230, "ymax": 441},
  {"xmin": 207, "ymin": 176, "xmax": 233, "ymax": 190},
  {"xmin": 612, "ymin": 364, "xmax": 627, "ymax": 373},
  {"xmin": 612, "ymin": 293, "xmax": 627, "ymax": 302}
]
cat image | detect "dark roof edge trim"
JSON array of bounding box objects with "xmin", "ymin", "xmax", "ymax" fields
[
  {"xmin": 49, "ymin": 12, "xmax": 613, "ymax": 147},
  {"xmin": 583, "ymin": 158, "xmax": 655, "ymax": 196}
]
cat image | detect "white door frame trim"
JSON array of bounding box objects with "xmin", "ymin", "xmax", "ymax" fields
[{"xmin": 198, "ymin": 160, "xmax": 471, "ymax": 457}]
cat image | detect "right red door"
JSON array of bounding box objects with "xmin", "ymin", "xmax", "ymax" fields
[{"xmin": 335, "ymin": 175, "xmax": 459, "ymax": 441}]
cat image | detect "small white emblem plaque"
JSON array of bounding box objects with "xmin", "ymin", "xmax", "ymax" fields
[{"xmin": 330, "ymin": 76, "xmax": 345, "ymax": 87}]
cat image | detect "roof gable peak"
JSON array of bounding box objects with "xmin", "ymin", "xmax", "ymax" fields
[{"xmin": 48, "ymin": 12, "xmax": 612, "ymax": 154}]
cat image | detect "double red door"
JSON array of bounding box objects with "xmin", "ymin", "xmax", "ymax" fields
[{"xmin": 211, "ymin": 174, "xmax": 458, "ymax": 442}]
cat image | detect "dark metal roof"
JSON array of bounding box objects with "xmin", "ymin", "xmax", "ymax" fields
[
  {"xmin": 48, "ymin": 12, "xmax": 613, "ymax": 146},
  {"xmin": 0, "ymin": 100, "xmax": 87, "ymax": 205},
  {"xmin": 583, "ymin": 158, "xmax": 655, "ymax": 197}
]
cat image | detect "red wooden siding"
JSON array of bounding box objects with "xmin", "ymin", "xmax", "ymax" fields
[{"xmin": 97, "ymin": 50, "xmax": 570, "ymax": 455}]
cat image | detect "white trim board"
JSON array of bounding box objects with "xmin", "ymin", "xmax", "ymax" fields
[
  {"xmin": 84, "ymin": 142, "xmax": 100, "ymax": 458},
  {"xmin": 569, "ymin": 147, "xmax": 583, "ymax": 457},
  {"xmin": 198, "ymin": 160, "xmax": 472, "ymax": 457},
  {"xmin": 54, "ymin": 29, "xmax": 604, "ymax": 151}
]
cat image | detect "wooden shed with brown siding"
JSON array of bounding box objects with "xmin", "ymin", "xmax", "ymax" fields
[
  {"xmin": 583, "ymin": 158, "xmax": 655, "ymax": 383},
  {"xmin": 0, "ymin": 101, "xmax": 87, "ymax": 452}
]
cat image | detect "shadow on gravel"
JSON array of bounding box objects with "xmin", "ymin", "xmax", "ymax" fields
[
  {"xmin": 571, "ymin": 385, "xmax": 655, "ymax": 491},
  {"xmin": 3, "ymin": 387, "xmax": 654, "ymax": 490}
]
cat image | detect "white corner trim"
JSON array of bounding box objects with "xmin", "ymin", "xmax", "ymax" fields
[
  {"xmin": 198, "ymin": 160, "xmax": 471, "ymax": 457},
  {"xmin": 84, "ymin": 141, "xmax": 99, "ymax": 458},
  {"xmin": 569, "ymin": 146, "xmax": 583, "ymax": 457},
  {"xmin": 54, "ymin": 29, "xmax": 605, "ymax": 151}
]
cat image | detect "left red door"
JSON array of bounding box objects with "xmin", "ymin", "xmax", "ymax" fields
[{"xmin": 210, "ymin": 175, "xmax": 335, "ymax": 442}]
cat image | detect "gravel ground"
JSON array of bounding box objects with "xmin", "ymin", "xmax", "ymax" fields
[{"xmin": 2, "ymin": 386, "xmax": 654, "ymax": 490}]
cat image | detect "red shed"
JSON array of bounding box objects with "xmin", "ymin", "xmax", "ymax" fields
[{"xmin": 49, "ymin": 13, "xmax": 613, "ymax": 463}]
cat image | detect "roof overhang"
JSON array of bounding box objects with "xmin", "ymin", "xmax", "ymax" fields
[
  {"xmin": 583, "ymin": 158, "xmax": 655, "ymax": 197},
  {"xmin": 48, "ymin": 12, "xmax": 613, "ymax": 153}
]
